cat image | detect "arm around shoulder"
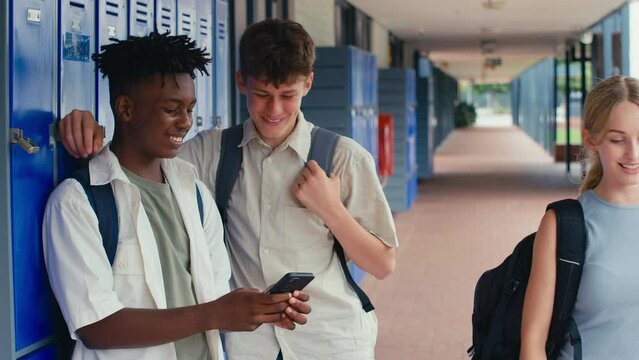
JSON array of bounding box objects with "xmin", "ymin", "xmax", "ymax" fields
[{"xmin": 520, "ymin": 210, "xmax": 558, "ymax": 360}]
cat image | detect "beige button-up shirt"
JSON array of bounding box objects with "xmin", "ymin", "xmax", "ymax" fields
[{"xmin": 180, "ymin": 112, "xmax": 398, "ymax": 360}]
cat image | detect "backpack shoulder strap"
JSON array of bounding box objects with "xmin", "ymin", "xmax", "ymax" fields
[
  {"xmin": 545, "ymin": 198, "xmax": 586, "ymax": 359},
  {"xmin": 215, "ymin": 124, "xmax": 244, "ymax": 225},
  {"xmin": 196, "ymin": 183, "xmax": 204, "ymax": 226},
  {"xmin": 70, "ymin": 167, "xmax": 119, "ymax": 266},
  {"xmin": 308, "ymin": 126, "xmax": 339, "ymax": 174},
  {"xmin": 308, "ymin": 126, "xmax": 375, "ymax": 313}
]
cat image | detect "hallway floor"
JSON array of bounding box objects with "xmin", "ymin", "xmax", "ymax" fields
[{"xmin": 362, "ymin": 126, "xmax": 582, "ymax": 359}]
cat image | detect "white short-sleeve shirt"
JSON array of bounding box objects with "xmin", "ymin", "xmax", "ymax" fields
[{"xmin": 43, "ymin": 146, "xmax": 231, "ymax": 360}]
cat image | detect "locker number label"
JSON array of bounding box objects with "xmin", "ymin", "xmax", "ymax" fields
[
  {"xmin": 107, "ymin": 26, "xmax": 117, "ymax": 38},
  {"xmin": 27, "ymin": 8, "xmax": 41, "ymax": 24},
  {"xmin": 71, "ymin": 18, "xmax": 83, "ymax": 32}
]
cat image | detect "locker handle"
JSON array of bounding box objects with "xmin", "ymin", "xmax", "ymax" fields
[{"xmin": 10, "ymin": 128, "xmax": 40, "ymax": 154}]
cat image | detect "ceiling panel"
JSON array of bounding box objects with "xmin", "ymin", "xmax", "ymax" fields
[{"xmin": 347, "ymin": 0, "xmax": 627, "ymax": 83}]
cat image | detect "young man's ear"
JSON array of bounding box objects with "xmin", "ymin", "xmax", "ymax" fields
[
  {"xmin": 114, "ymin": 95, "xmax": 134, "ymax": 123},
  {"xmin": 302, "ymin": 72, "xmax": 314, "ymax": 96},
  {"xmin": 236, "ymin": 70, "xmax": 247, "ymax": 94}
]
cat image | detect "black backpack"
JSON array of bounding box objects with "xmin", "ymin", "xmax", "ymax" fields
[
  {"xmin": 467, "ymin": 199, "xmax": 586, "ymax": 360},
  {"xmin": 215, "ymin": 124, "xmax": 374, "ymax": 312}
]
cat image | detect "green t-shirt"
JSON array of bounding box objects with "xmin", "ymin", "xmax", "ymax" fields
[{"xmin": 123, "ymin": 168, "xmax": 211, "ymax": 360}]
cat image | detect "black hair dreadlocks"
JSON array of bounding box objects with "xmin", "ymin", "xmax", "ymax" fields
[{"xmin": 92, "ymin": 31, "xmax": 210, "ymax": 99}]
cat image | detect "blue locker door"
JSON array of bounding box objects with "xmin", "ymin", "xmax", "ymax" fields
[
  {"xmin": 18, "ymin": 345, "xmax": 57, "ymax": 360},
  {"xmin": 155, "ymin": 0, "xmax": 176, "ymax": 35},
  {"xmin": 59, "ymin": 0, "xmax": 96, "ymax": 180},
  {"xmin": 177, "ymin": 0, "xmax": 197, "ymax": 139},
  {"xmin": 97, "ymin": 0, "xmax": 127, "ymax": 142},
  {"xmin": 10, "ymin": 0, "xmax": 57, "ymax": 352},
  {"xmin": 196, "ymin": 0, "xmax": 213, "ymax": 131},
  {"xmin": 368, "ymin": 53, "xmax": 379, "ymax": 171},
  {"xmin": 129, "ymin": 0, "xmax": 153, "ymax": 36},
  {"xmin": 214, "ymin": 0, "xmax": 229, "ymax": 129}
]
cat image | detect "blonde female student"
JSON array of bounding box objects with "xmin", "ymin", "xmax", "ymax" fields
[{"xmin": 521, "ymin": 75, "xmax": 639, "ymax": 360}]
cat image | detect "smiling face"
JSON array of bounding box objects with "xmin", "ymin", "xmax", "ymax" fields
[
  {"xmin": 587, "ymin": 100, "xmax": 639, "ymax": 190},
  {"xmin": 116, "ymin": 72, "xmax": 196, "ymax": 161},
  {"xmin": 237, "ymin": 71, "xmax": 313, "ymax": 148}
]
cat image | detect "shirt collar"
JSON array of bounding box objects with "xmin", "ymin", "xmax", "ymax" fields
[
  {"xmin": 89, "ymin": 144, "xmax": 197, "ymax": 186},
  {"xmin": 239, "ymin": 111, "xmax": 313, "ymax": 161}
]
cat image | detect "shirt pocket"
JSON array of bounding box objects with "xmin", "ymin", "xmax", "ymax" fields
[
  {"xmin": 112, "ymin": 243, "xmax": 145, "ymax": 275},
  {"xmin": 112, "ymin": 243, "xmax": 152, "ymax": 307},
  {"xmin": 283, "ymin": 206, "xmax": 333, "ymax": 272}
]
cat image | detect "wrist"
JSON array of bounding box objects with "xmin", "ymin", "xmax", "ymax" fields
[
  {"xmin": 322, "ymin": 202, "xmax": 349, "ymax": 229},
  {"xmin": 201, "ymin": 300, "xmax": 221, "ymax": 331}
]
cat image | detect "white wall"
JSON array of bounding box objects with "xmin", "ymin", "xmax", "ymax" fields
[
  {"xmin": 371, "ymin": 20, "xmax": 390, "ymax": 68},
  {"xmin": 628, "ymin": 1, "xmax": 639, "ymax": 78},
  {"xmin": 403, "ymin": 42, "xmax": 417, "ymax": 69},
  {"xmin": 289, "ymin": 0, "xmax": 335, "ymax": 47}
]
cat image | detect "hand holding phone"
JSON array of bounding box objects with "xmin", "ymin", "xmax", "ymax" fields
[{"xmin": 267, "ymin": 272, "xmax": 314, "ymax": 294}]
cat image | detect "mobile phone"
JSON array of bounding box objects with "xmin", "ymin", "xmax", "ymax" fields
[{"xmin": 267, "ymin": 272, "xmax": 314, "ymax": 294}]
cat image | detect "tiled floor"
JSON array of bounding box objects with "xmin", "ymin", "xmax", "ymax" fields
[{"xmin": 362, "ymin": 126, "xmax": 582, "ymax": 359}]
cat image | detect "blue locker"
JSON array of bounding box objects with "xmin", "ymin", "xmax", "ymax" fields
[
  {"xmin": 214, "ymin": 0, "xmax": 230, "ymax": 129},
  {"xmin": 18, "ymin": 345, "xmax": 57, "ymax": 360},
  {"xmin": 97, "ymin": 0, "xmax": 127, "ymax": 142},
  {"xmin": 10, "ymin": 0, "xmax": 57, "ymax": 353},
  {"xmin": 348, "ymin": 263, "xmax": 367, "ymax": 284},
  {"xmin": 59, "ymin": 0, "xmax": 96, "ymax": 180},
  {"xmin": 367, "ymin": 53, "xmax": 379, "ymax": 172},
  {"xmin": 303, "ymin": 46, "xmax": 378, "ymax": 166},
  {"xmin": 416, "ymin": 58, "xmax": 435, "ymax": 179},
  {"xmin": 128, "ymin": 0, "xmax": 153, "ymax": 36},
  {"xmin": 432, "ymin": 68, "xmax": 457, "ymax": 148},
  {"xmin": 379, "ymin": 68, "xmax": 418, "ymax": 212},
  {"xmin": 196, "ymin": 0, "xmax": 214, "ymax": 132},
  {"xmin": 177, "ymin": 0, "xmax": 198, "ymax": 139},
  {"xmin": 155, "ymin": 0, "xmax": 176, "ymax": 35},
  {"xmin": 302, "ymin": 46, "xmax": 378, "ymax": 284}
]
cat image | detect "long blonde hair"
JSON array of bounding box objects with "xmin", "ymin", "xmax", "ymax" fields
[{"xmin": 580, "ymin": 76, "xmax": 639, "ymax": 192}]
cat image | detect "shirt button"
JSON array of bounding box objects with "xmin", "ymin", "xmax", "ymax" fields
[{"xmin": 266, "ymin": 158, "xmax": 272, "ymax": 164}]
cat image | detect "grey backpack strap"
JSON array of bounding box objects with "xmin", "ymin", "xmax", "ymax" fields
[
  {"xmin": 309, "ymin": 126, "xmax": 375, "ymax": 312},
  {"xmin": 308, "ymin": 127, "xmax": 339, "ymax": 173},
  {"xmin": 215, "ymin": 124, "xmax": 244, "ymax": 225},
  {"xmin": 196, "ymin": 184, "xmax": 204, "ymax": 226}
]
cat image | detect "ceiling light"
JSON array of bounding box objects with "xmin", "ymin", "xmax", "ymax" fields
[
  {"xmin": 480, "ymin": 39, "xmax": 498, "ymax": 54},
  {"xmin": 580, "ymin": 31, "xmax": 593, "ymax": 45},
  {"xmin": 482, "ymin": 0, "xmax": 507, "ymax": 10},
  {"xmin": 480, "ymin": 26, "xmax": 502, "ymax": 34}
]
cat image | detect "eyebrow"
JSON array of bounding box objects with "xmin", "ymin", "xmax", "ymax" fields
[
  {"xmin": 252, "ymin": 88, "xmax": 298, "ymax": 94},
  {"xmin": 607, "ymin": 129, "xmax": 625, "ymax": 134},
  {"xmin": 165, "ymin": 98, "xmax": 197, "ymax": 105}
]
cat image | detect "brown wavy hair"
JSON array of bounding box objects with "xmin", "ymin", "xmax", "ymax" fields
[
  {"xmin": 580, "ymin": 75, "xmax": 639, "ymax": 192},
  {"xmin": 239, "ymin": 19, "xmax": 315, "ymax": 87}
]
